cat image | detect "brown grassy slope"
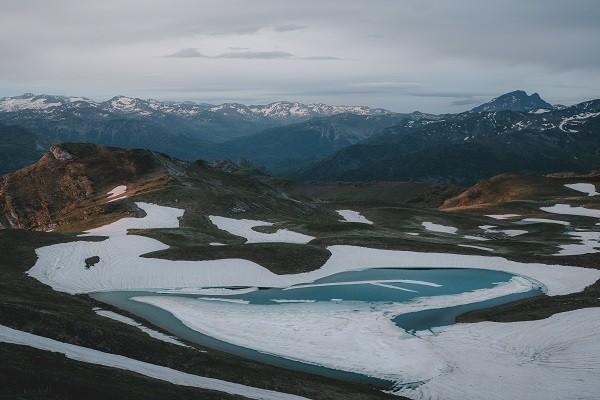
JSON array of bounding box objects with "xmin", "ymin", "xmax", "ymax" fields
[
  {"xmin": 0, "ymin": 143, "xmax": 169, "ymax": 230},
  {"xmin": 440, "ymin": 173, "xmax": 600, "ymax": 211}
]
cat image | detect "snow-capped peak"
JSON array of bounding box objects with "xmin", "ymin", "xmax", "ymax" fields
[{"xmin": 0, "ymin": 93, "xmax": 392, "ymax": 120}]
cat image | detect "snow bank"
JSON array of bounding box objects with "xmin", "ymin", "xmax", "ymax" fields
[
  {"xmin": 208, "ymin": 216, "xmax": 315, "ymax": 244},
  {"xmin": 336, "ymin": 209, "xmax": 373, "ymax": 224},
  {"xmin": 421, "ymin": 222, "xmax": 458, "ymax": 234},
  {"xmin": 94, "ymin": 309, "xmax": 188, "ymax": 347},
  {"xmin": 541, "ymin": 204, "xmax": 600, "ymax": 218},
  {"xmin": 564, "ymin": 183, "xmax": 599, "ymax": 197},
  {"xmin": 0, "ymin": 325, "xmax": 309, "ymax": 400},
  {"xmin": 28, "ymin": 203, "xmax": 600, "ymax": 296}
]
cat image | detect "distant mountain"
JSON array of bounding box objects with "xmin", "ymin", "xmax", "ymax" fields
[
  {"xmin": 205, "ymin": 112, "xmax": 436, "ymax": 170},
  {"xmin": 471, "ymin": 90, "xmax": 554, "ymax": 113},
  {"xmin": 0, "ymin": 93, "xmax": 395, "ymax": 162},
  {"xmin": 289, "ymin": 98, "xmax": 600, "ymax": 184},
  {"xmin": 0, "ymin": 123, "xmax": 46, "ymax": 176}
]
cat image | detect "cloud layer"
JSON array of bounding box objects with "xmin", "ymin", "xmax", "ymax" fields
[{"xmin": 1, "ymin": 0, "xmax": 599, "ymax": 112}]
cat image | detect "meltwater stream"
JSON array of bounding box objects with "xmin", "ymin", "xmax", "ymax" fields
[{"xmin": 91, "ymin": 267, "xmax": 542, "ymax": 387}]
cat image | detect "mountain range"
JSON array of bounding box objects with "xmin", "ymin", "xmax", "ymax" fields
[{"xmin": 1, "ymin": 90, "xmax": 599, "ymax": 184}]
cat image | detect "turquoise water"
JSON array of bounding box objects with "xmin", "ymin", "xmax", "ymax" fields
[{"xmin": 91, "ymin": 267, "xmax": 542, "ymax": 387}]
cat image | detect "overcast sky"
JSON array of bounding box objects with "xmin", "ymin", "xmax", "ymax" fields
[{"xmin": 1, "ymin": 0, "xmax": 599, "ymax": 113}]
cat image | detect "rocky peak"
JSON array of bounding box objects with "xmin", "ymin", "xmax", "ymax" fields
[
  {"xmin": 471, "ymin": 90, "xmax": 554, "ymax": 113},
  {"xmin": 49, "ymin": 145, "xmax": 74, "ymax": 161}
]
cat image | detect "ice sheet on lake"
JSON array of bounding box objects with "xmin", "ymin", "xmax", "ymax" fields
[{"xmin": 131, "ymin": 277, "xmax": 558, "ymax": 399}]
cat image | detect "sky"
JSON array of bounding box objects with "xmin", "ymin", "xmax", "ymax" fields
[{"xmin": 1, "ymin": 0, "xmax": 599, "ymax": 113}]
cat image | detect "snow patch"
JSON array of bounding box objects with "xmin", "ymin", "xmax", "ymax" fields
[
  {"xmin": 556, "ymin": 231, "xmax": 600, "ymax": 256},
  {"xmin": 516, "ymin": 218, "xmax": 570, "ymax": 226},
  {"xmin": 541, "ymin": 204, "xmax": 600, "ymax": 218},
  {"xmin": 422, "ymin": 222, "xmax": 458, "ymax": 234},
  {"xmin": 106, "ymin": 185, "xmax": 127, "ymax": 202},
  {"xmin": 336, "ymin": 210, "xmax": 373, "ymax": 225},
  {"xmin": 564, "ymin": 183, "xmax": 599, "ymax": 197},
  {"xmin": 209, "ymin": 215, "xmax": 314, "ymax": 244}
]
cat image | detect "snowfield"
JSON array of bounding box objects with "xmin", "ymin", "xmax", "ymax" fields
[
  {"xmin": 0, "ymin": 325, "xmax": 309, "ymax": 400},
  {"xmin": 398, "ymin": 308, "xmax": 600, "ymax": 400},
  {"xmin": 336, "ymin": 209, "xmax": 373, "ymax": 224},
  {"xmin": 25, "ymin": 202, "xmax": 600, "ymax": 399},
  {"xmin": 28, "ymin": 202, "xmax": 600, "ymax": 296},
  {"xmin": 208, "ymin": 215, "xmax": 315, "ymax": 244}
]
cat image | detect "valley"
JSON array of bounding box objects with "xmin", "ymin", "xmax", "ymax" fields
[{"xmin": 1, "ymin": 142, "xmax": 599, "ymax": 399}]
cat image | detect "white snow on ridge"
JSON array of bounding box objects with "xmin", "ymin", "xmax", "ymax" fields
[
  {"xmin": 208, "ymin": 215, "xmax": 314, "ymax": 244},
  {"xmin": 421, "ymin": 222, "xmax": 458, "ymax": 234},
  {"xmin": 106, "ymin": 185, "xmax": 127, "ymax": 202},
  {"xmin": 565, "ymin": 183, "xmax": 599, "ymax": 197},
  {"xmin": 541, "ymin": 204, "xmax": 600, "ymax": 218},
  {"xmin": 0, "ymin": 95, "xmax": 62, "ymax": 112},
  {"xmin": 94, "ymin": 309, "xmax": 188, "ymax": 347},
  {"xmin": 0, "ymin": 325, "xmax": 309, "ymax": 400},
  {"xmin": 336, "ymin": 209, "xmax": 373, "ymax": 224},
  {"xmin": 28, "ymin": 203, "xmax": 600, "ymax": 296},
  {"xmin": 559, "ymin": 112, "xmax": 600, "ymax": 133}
]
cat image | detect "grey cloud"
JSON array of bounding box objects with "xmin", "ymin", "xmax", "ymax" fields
[
  {"xmin": 2, "ymin": 0, "xmax": 600, "ymax": 113},
  {"xmin": 300, "ymin": 56, "xmax": 341, "ymax": 60},
  {"xmin": 217, "ymin": 51, "xmax": 294, "ymax": 59},
  {"xmin": 167, "ymin": 48, "xmax": 339, "ymax": 60},
  {"xmin": 274, "ymin": 24, "xmax": 307, "ymax": 32},
  {"xmin": 166, "ymin": 48, "xmax": 208, "ymax": 58}
]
